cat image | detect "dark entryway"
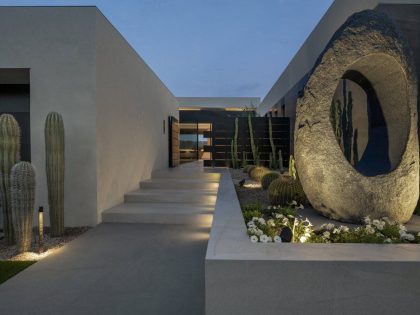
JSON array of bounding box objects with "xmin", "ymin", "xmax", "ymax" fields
[{"xmin": 0, "ymin": 69, "xmax": 30, "ymax": 162}]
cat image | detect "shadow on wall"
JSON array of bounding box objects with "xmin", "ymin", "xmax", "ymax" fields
[{"xmin": 331, "ymin": 70, "xmax": 390, "ymax": 176}]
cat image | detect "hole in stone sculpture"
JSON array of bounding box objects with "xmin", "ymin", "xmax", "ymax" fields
[{"xmin": 330, "ymin": 54, "xmax": 409, "ymax": 176}]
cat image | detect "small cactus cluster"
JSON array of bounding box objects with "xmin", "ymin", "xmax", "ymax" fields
[
  {"xmin": 250, "ymin": 166, "xmax": 270, "ymax": 182},
  {"xmin": 11, "ymin": 162, "xmax": 35, "ymax": 253},
  {"xmin": 261, "ymin": 172, "xmax": 281, "ymax": 190},
  {"xmin": 45, "ymin": 112, "xmax": 65, "ymax": 237},
  {"xmin": 268, "ymin": 177, "xmax": 306, "ymax": 206}
]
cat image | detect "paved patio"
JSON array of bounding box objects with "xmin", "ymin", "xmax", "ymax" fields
[{"xmin": 0, "ymin": 223, "xmax": 209, "ymax": 315}]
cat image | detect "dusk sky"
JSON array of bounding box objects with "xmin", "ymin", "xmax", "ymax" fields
[{"xmin": 0, "ymin": 0, "xmax": 333, "ymax": 98}]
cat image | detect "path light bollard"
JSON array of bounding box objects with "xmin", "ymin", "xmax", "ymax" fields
[{"xmin": 38, "ymin": 207, "xmax": 44, "ymax": 253}]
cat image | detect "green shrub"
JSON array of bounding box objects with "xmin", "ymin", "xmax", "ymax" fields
[
  {"xmin": 247, "ymin": 165, "xmax": 257, "ymax": 176},
  {"xmin": 242, "ymin": 201, "xmax": 263, "ymax": 222},
  {"xmin": 268, "ymin": 177, "xmax": 306, "ymax": 206},
  {"xmin": 261, "ymin": 172, "xmax": 281, "ymax": 190},
  {"xmin": 243, "ymin": 164, "xmax": 254, "ymax": 174},
  {"xmin": 250, "ymin": 166, "xmax": 270, "ymax": 182}
]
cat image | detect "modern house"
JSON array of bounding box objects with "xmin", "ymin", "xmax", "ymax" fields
[{"xmin": 0, "ymin": 7, "xmax": 179, "ymax": 227}]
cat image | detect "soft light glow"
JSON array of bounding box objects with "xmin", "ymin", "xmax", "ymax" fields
[
  {"xmin": 38, "ymin": 207, "xmax": 44, "ymax": 254},
  {"xmin": 243, "ymin": 183, "xmax": 261, "ymax": 189},
  {"xmin": 10, "ymin": 246, "xmax": 64, "ymax": 261}
]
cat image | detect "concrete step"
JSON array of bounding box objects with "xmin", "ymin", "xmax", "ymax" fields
[
  {"xmin": 124, "ymin": 189, "xmax": 217, "ymax": 204},
  {"xmin": 140, "ymin": 179, "xmax": 219, "ymax": 190},
  {"xmin": 151, "ymin": 170, "xmax": 221, "ymax": 181},
  {"xmin": 102, "ymin": 203, "xmax": 213, "ymax": 226}
]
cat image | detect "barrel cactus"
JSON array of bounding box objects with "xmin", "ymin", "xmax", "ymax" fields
[
  {"xmin": 45, "ymin": 112, "xmax": 65, "ymax": 237},
  {"xmin": 250, "ymin": 166, "xmax": 270, "ymax": 182},
  {"xmin": 247, "ymin": 165, "xmax": 256, "ymax": 176},
  {"xmin": 261, "ymin": 172, "xmax": 281, "ymax": 190},
  {"xmin": 0, "ymin": 114, "xmax": 21, "ymax": 245},
  {"xmin": 268, "ymin": 177, "xmax": 306, "ymax": 206},
  {"xmin": 11, "ymin": 162, "xmax": 35, "ymax": 253},
  {"xmin": 243, "ymin": 164, "xmax": 254, "ymax": 174}
]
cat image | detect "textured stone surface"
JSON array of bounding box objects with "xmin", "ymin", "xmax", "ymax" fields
[{"xmin": 295, "ymin": 10, "xmax": 419, "ymax": 223}]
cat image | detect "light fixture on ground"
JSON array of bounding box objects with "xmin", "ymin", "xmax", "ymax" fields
[{"xmin": 38, "ymin": 206, "xmax": 44, "ymax": 253}]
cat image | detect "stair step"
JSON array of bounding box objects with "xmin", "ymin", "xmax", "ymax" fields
[
  {"xmin": 124, "ymin": 189, "xmax": 217, "ymax": 204},
  {"xmin": 140, "ymin": 179, "xmax": 219, "ymax": 190},
  {"xmin": 151, "ymin": 170, "xmax": 221, "ymax": 181},
  {"xmin": 102, "ymin": 203, "xmax": 213, "ymax": 226}
]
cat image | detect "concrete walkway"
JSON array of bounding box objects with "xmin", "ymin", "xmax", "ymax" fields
[{"xmin": 0, "ymin": 162, "xmax": 220, "ymax": 315}]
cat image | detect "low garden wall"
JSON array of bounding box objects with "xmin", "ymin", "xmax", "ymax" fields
[{"xmin": 205, "ymin": 170, "xmax": 420, "ymax": 314}]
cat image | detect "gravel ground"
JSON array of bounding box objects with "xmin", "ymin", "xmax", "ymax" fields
[
  {"xmin": 0, "ymin": 227, "xmax": 90, "ymax": 261},
  {"xmin": 229, "ymin": 168, "xmax": 270, "ymax": 208}
]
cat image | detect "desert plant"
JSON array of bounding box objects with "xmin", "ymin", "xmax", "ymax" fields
[
  {"xmin": 0, "ymin": 114, "xmax": 21, "ymax": 245},
  {"xmin": 289, "ymin": 155, "xmax": 296, "ymax": 180},
  {"xmin": 268, "ymin": 177, "xmax": 306, "ymax": 206},
  {"xmin": 244, "ymin": 164, "xmax": 254, "ymax": 174},
  {"xmin": 261, "ymin": 172, "xmax": 281, "ymax": 190},
  {"xmin": 248, "ymin": 114, "xmax": 259, "ymax": 165},
  {"xmin": 241, "ymin": 151, "xmax": 248, "ymax": 169},
  {"xmin": 268, "ymin": 118, "xmax": 278, "ymax": 169},
  {"xmin": 11, "ymin": 162, "xmax": 35, "ymax": 253},
  {"xmin": 45, "ymin": 112, "xmax": 65, "ymax": 237},
  {"xmin": 250, "ymin": 166, "xmax": 270, "ymax": 182},
  {"xmin": 247, "ymin": 165, "xmax": 257, "ymax": 176},
  {"xmin": 230, "ymin": 118, "xmax": 239, "ymax": 168},
  {"xmin": 278, "ymin": 149, "xmax": 284, "ymax": 173}
]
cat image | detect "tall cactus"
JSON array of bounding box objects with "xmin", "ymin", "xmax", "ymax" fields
[
  {"xmin": 0, "ymin": 114, "xmax": 21, "ymax": 245},
  {"xmin": 248, "ymin": 114, "xmax": 259, "ymax": 165},
  {"xmin": 11, "ymin": 162, "xmax": 35, "ymax": 253},
  {"xmin": 45, "ymin": 112, "xmax": 65, "ymax": 237},
  {"xmin": 230, "ymin": 118, "xmax": 239, "ymax": 168},
  {"xmin": 278, "ymin": 149, "xmax": 284, "ymax": 173},
  {"xmin": 289, "ymin": 155, "xmax": 296, "ymax": 180},
  {"xmin": 268, "ymin": 117, "xmax": 277, "ymax": 169}
]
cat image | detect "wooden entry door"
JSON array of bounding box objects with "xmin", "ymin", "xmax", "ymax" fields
[{"xmin": 168, "ymin": 116, "xmax": 180, "ymax": 167}]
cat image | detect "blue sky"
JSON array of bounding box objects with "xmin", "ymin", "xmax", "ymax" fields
[{"xmin": 0, "ymin": 0, "xmax": 333, "ymax": 98}]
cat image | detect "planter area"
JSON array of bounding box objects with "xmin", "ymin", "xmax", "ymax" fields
[{"xmin": 205, "ymin": 169, "xmax": 420, "ymax": 315}]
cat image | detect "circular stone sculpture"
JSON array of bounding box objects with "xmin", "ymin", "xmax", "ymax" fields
[{"xmin": 295, "ymin": 10, "xmax": 419, "ymax": 223}]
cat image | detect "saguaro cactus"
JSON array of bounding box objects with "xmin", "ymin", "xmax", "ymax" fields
[
  {"xmin": 45, "ymin": 112, "xmax": 65, "ymax": 237},
  {"xmin": 248, "ymin": 114, "xmax": 259, "ymax": 165},
  {"xmin": 0, "ymin": 114, "xmax": 21, "ymax": 245},
  {"xmin": 268, "ymin": 117, "xmax": 278, "ymax": 169},
  {"xmin": 11, "ymin": 162, "xmax": 35, "ymax": 253},
  {"xmin": 289, "ymin": 155, "xmax": 296, "ymax": 180},
  {"xmin": 231, "ymin": 118, "xmax": 239, "ymax": 168}
]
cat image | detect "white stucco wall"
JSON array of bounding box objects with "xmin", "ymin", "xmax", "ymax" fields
[
  {"xmin": 0, "ymin": 7, "xmax": 179, "ymax": 227},
  {"xmin": 95, "ymin": 11, "xmax": 179, "ymax": 221},
  {"xmin": 0, "ymin": 7, "xmax": 98, "ymax": 227}
]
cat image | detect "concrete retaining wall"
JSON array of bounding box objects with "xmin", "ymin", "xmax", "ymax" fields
[{"xmin": 206, "ymin": 171, "xmax": 420, "ymax": 314}]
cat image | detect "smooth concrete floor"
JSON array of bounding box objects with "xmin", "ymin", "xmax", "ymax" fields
[{"xmin": 0, "ymin": 223, "xmax": 209, "ymax": 315}]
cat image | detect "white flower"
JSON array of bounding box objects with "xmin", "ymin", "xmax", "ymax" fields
[
  {"xmin": 252, "ymin": 217, "xmax": 259, "ymax": 222},
  {"xmin": 267, "ymin": 219, "xmax": 276, "ymax": 227},
  {"xmin": 250, "ymin": 235, "xmax": 258, "ymax": 243},
  {"xmin": 255, "ymin": 229, "xmax": 263, "ymax": 236},
  {"xmin": 372, "ymin": 219, "xmax": 385, "ymax": 231},
  {"xmin": 260, "ymin": 234, "xmax": 269, "ymax": 243},
  {"xmin": 274, "ymin": 235, "xmax": 282, "ymax": 243},
  {"xmin": 339, "ymin": 225, "xmax": 349, "ymax": 233},
  {"xmin": 299, "ymin": 236, "xmax": 308, "ymax": 243},
  {"xmin": 258, "ymin": 218, "xmax": 266, "ymax": 225},
  {"xmin": 325, "ymin": 223, "xmax": 335, "ymax": 231},
  {"xmin": 323, "ymin": 231, "xmax": 330, "ymax": 238},
  {"xmin": 383, "ymin": 238, "xmax": 392, "ymax": 244},
  {"xmin": 282, "ymin": 218, "xmax": 289, "ymax": 224},
  {"xmin": 273, "ymin": 206, "xmax": 278, "ymax": 210},
  {"xmin": 267, "ymin": 236, "xmax": 273, "ymax": 243},
  {"xmin": 364, "ymin": 216, "xmax": 371, "ymax": 225},
  {"xmin": 267, "ymin": 206, "xmax": 272, "ymax": 210},
  {"xmin": 275, "ymin": 213, "xmax": 284, "ymax": 219},
  {"xmin": 365, "ymin": 225, "xmax": 375, "ymax": 235},
  {"xmin": 290, "ymin": 200, "xmax": 297, "ymax": 206},
  {"xmin": 247, "ymin": 221, "xmax": 256, "ymax": 228},
  {"xmin": 376, "ymin": 232, "xmax": 384, "ymax": 238},
  {"xmin": 297, "ymin": 204, "xmax": 304, "ymax": 210},
  {"xmin": 399, "ymin": 225, "xmax": 407, "ymax": 232},
  {"xmin": 401, "ymin": 233, "xmax": 415, "ymax": 241},
  {"xmin": 332, "ymin": 228, "xmax": 340, "ymax": 234}
]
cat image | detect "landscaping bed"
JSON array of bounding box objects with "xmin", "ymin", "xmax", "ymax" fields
[{"xmin": 0, "ymin": 227, "xmax": 90, "ymax": 261}]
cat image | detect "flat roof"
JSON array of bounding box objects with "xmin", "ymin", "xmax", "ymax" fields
[
  {"xmin": 257, "ymin": 0, "xmax": 420, "ymax": 115},
  {"xmin": 177, "ymin": 97, "xmax": 260, "ymax": 109}
]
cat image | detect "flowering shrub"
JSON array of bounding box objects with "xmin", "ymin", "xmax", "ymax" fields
[
  {"xmin": 242, "ymin": 202, "xmax": 420, "ymax": 244},
  {"xmin": 311, "ymin": 216, "xmax": 420, "ymax": 244},
  {"xmin": 246, "ymin": 201, "xmax": 312, "ymax": 243}
]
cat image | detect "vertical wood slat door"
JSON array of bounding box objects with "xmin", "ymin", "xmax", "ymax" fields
[{"xmin": 168, "ymin": 116, "xmax": 180, "ymax": 167}]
